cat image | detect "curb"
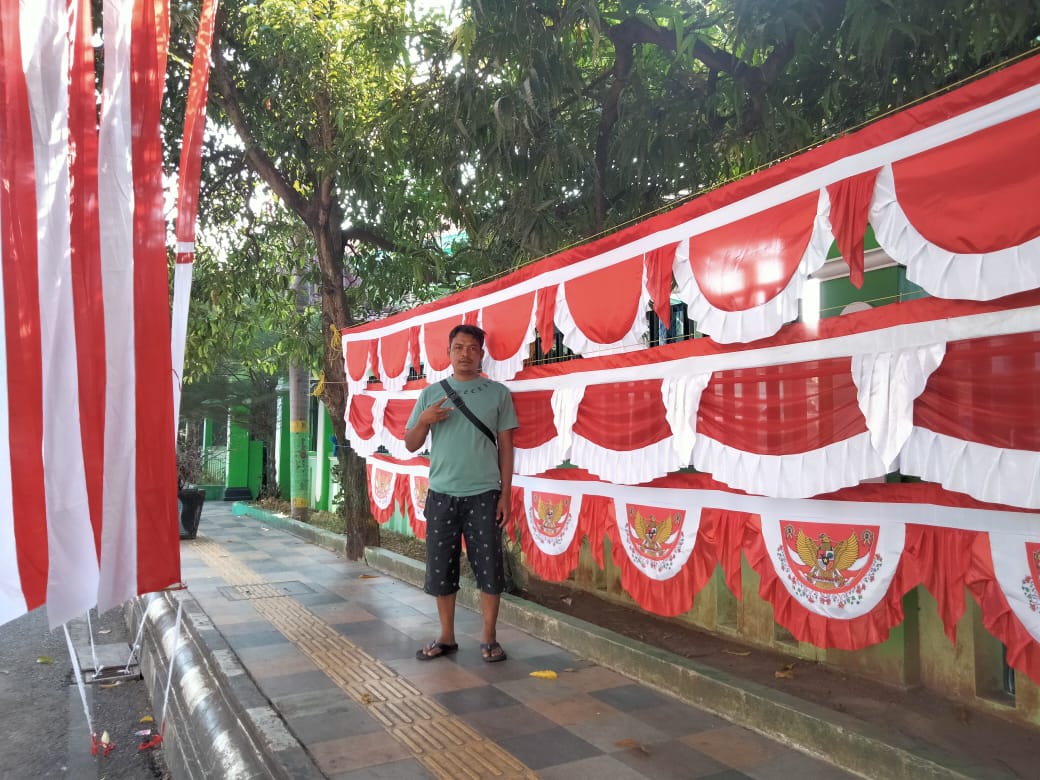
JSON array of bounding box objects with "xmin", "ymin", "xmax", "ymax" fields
[{"xmin": 125, "ymin": 591, "xmax": 322, "ymax": 780}]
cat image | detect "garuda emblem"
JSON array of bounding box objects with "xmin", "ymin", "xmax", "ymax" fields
[
  {"xmin": 531, "ymin": 493, "xmax": 570, "ymax": 538},
  {"xmin": 627, "ymin": 506, "xmax": 682, "ymax": 561},
  {"xmin": 1027, "ymin": 542, "xmax": 1040, "ymax": 591},
  {"xmin": 795, "ymin": 530, "xmax": 859, "ymax": 589},
  {"xmin": 372, "ymin": 469, "xmax": 394, "ymax": 502},
  {"xmin": 413, "ymin": 477, "xmax": 429, "ymax": 511}
]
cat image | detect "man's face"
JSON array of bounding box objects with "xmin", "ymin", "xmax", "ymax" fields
[{"xmin": 449, "ymin": 332, "xmax": 483, "ymax": 378}]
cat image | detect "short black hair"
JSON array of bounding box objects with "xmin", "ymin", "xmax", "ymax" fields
[{"xmin": 448, "ymin": 323, "xmax": 485, "ymax": 348}]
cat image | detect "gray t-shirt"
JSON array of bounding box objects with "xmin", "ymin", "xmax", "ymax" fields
[{"xmin": 407, "ymin": 376, "xmax": 519, "ymax": 497}]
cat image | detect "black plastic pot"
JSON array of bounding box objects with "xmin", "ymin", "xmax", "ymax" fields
[{"xmin": 177, "ymin": 488, "xmax": 206, "ymax": 540}]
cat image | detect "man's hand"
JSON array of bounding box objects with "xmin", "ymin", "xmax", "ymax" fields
[
  {"xmin": 495, "ymin": 493, "xmax": 510, "ymax": 528},
  {"xmin": 419, "ymin": 397, "xmax": 452, "ymax": 427}
]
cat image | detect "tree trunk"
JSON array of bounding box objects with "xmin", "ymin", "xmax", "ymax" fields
[
  {"xmin": 312, "ymin": 201, "xmax": 379, "ymax": 559},
  {"xmin": 288, "ymin": 363, "xmax": 310, "ymax": 523},
  {"xmin": 289, "ymin": 278, "xmax": 311, "ymax": 523}
]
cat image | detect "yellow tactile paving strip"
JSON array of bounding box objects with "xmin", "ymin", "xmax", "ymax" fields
[{"xmin": 192, "ymin": 537, "xmax": 537, "ymax": 779}]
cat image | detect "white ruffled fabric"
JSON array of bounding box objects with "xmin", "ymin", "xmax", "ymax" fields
[
  {"xmin": 344, "ymin": 394, "xmax": 387, "ymax": 458},
  {"xmin": 555, "ymin": 266, "xmax": 651, "ymax": 357},
  {"xmin": 514, "ymin": 439, "xmax": 566, "ymax": 476},
  {"xmin": 691, "ymin": 431, "xmax": 889, "ymax": 498},
  {"xmin": 570, "ymin": 434, "xmax": 685, "ymax": 485},
  {"xmin": 662, "ymin": 374, "xmax": 711, "ymax": 465},
  {"xmin": 851, "ymin": 343, "xmax": 946, "ymax": 471},
  {"xmin": 673, "ymin": 190, "xmax": 832, "ymax": 344},
  {"xmin": 870, "ymin": 164, "xmax": 1040, "ymax": 301},
  {"xmin": 380, "ymin": 432, "xmax": 419, "ymax": 461},
  {"xmin": 900, "ymin": 428, "xmax": 1040, "ymax": 510},
  {"xmin": 551, "ymin": 386, "xmax": 585, "ymax": 458}
]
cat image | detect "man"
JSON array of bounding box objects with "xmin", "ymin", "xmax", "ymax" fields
[{"xmin": 404, "ymin": 324, "xmax": 518, "ymax": 662}]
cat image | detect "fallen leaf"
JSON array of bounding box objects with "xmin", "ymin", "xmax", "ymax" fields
[
  {"xmin": 529, "ymin": 670, "xmax": 558, "ymax": 680},
  {"xmin": 359, "ymin": 693, "xmax": 375, "ymax": 705},
  {"xmin": 723, "ymin": 649, "xmax": 751, "ymax": 657},
  {"xmin": 615, "ymin": 738, "xmax": 650, "ymax": 755},
  {"xmin": 139, "ymin": 715, "xmax": 154, "ymax": 723},
  {"xmin": 36, "ymin": 656, "xmax": 54, "ymax": 665},
  {"xmin": 774, "ymin": 663, "xmax": 796, "ymax": 679}
]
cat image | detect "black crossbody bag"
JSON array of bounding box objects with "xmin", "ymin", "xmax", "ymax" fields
[{"xmin": 439, "ymin": 379, "xmax": 496, "ymax": 445}]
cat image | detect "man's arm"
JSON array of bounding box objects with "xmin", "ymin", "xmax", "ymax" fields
[
  {"xmin": 495, "ymin": 428, "xmax": 514, "ymax": 527},
  {"xmin": 404, "ymin": 397, "xmax": 451, "ymax": 452}
]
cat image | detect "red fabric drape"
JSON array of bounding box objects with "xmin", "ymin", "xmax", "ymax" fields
[
  {"xmin": 512, "ymin": 390, "xmax": 556, "ymax": 449},
  {"xmin": 914, "ymin": 332, "xmax": 1040, "ymax": 450},
  {"xmin": 423, "ymin": 316, "xmax": 462, "ymax": 372},
  {"xmin": 409, "ymin": 326, "xmax": 421, "ymax": 374},
  {"xmin": 347, "ymin": 395, "xmax": 376, "ymax": 441},
  {"xmin": 827, "ymin": 169, "xmax": 881, "ymax": 288},
  {"xmin": 903, "ymin": 526, "xmax": 976, "ymax": 642},
  {"xmin": 645, "ymin": 243, "xmax": 678, "ymax": 322},
  {"xmin": 482, "ymin": 292, "xmax": 535, "ymax": 360},
  {"xmin": 698, "ymin": 509, "xmax": 755, "ymax": 600},
  {"xmin": 379, "ymin": 329, "xmax": 411, "ymax": 380},
  {"xmin": 687, "ymin": 192, "xmax": 818, "ymax": 311},
  {"xmin": 382, "ymin": 399, "xmax": 415, "ymax": 443},
  {"xmin": 966, "ymin": 535, "xmax": 1040, "ymax": 687},
  {"xmin": 893, "ymin": 110, "xmax": 1040, "ymax": 253},
  {"xmin": 535, "ymin": 285, "xmax": 557, "ymax": 351},
  {"xmin": 563, "ymin": 256, "xmax": 644, "ymax": 344},
  {"xmin": 572, "ymin": 380, "xmax": 670, "ymax": 451},
  {"xmin": 698, "ymin": 358, "xmax": 866, "ymax": 454}
]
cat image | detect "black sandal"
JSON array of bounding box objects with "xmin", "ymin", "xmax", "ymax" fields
[
  {"xmin": 480, "ymin": 641, "xmax": 507, "ymax": 663},
  {"xmin": 416, "ymin": 641, "xmax": 459, "ymax": 660}
]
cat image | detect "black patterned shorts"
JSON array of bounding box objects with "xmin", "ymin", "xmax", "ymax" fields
[{"xmin": 423, "ymin": 489, "xmax": 505, "ymax": 596}]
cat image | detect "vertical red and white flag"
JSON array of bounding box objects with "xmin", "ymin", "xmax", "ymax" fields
[
  {"xmin": 171, "ymin": 0, "xmax": 218, "ymax": 427},
  {"xmin": 0, "ymin": 0, "xmax": 181, "ymax": 629}
]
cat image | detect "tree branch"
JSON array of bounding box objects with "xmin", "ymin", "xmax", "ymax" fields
[
  {"xmin": 342, "ymin": 227, "xmax": 397, "ymax": 252},
  {"xmin": 209, "ymin": 23, "xmax": 315, "ymax": 225}
]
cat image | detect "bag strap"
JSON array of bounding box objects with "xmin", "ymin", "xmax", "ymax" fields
[{"xmin": 439, "ymin": 379, "xmax": 496, "ymax": 445}]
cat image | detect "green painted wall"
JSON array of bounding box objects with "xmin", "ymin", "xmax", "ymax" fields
[
  {"xmin": 247, "ymin": 440, "xmax": 264, "ymax": 500},
  {"xmin": 275, "ymin": 392, "xmax": 290, "ymax": 499},
  {"xmin": 226, "ymin": 419, "xmax": 250, "ymax": 488}
]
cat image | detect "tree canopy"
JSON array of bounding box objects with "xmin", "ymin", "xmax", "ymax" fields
[{"xmin": 166, "ymin": 0, "xmax": 1040, "ymax": 553}]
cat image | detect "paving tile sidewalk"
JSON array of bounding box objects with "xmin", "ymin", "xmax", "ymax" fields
[{"xmin": 176, "ymin": 504, "xmax": 859, "ymax": 780}]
